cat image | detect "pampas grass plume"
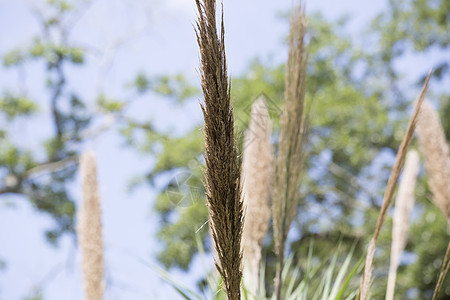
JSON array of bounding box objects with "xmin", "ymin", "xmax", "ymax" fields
[
  {"xmin": 386, "ymin": 150, "xmax": 420, "ymax": 300},
  {"xmin": 358, "ymin": 72, "xmax": 431, "ymax": 300},
  {"xmin": 195, "ymin": 0, "xmax": 244, "ymax": 298},
  {"xmin": 272, "ymin": 2, "xmax": 309, "ymax": 299},
  {"xmin": 415, "ymin": 100, "xmax": 450, "ymax": 299},
  {"xmin": 78, "ymin": 150, "xmax": 105, "ymax": 300},
  {"xmin": 242, "ymin": 96, "xmax": 273, "ymax": 296},
  {"xmin": 416, "ymin": 99, "xmax": 450, "ymax": 223}
]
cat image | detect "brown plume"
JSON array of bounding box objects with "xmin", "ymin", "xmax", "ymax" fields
[
  {"xmin": 195, "ymin": 0, "xmax": 244, "ymax": 298},
  {"xmin": 272, "ymin": 2, "xmax": 309, "ymax": 299}
]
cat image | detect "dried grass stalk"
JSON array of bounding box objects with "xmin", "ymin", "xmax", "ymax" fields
[
  {"xmin": 432, "ymin": 241, "xmax": 450, "ymax": 300},
  {"xmin": 357, "ymin": 72, "xmax": 431, "ymax": 300},
  {"xmin": 386, "ymin": 150, "xmax": 420, "ymax": 300},
  {"xmin": 272, "ymin": 2, "xmax": 309, "ymax": 299},
  {"xmin": 78, "ymin": 150, "xmax": 104, "ymax": 300},
  {"xmin": 195, "ymin": 1, "xmax": 243, "ymax": 299},
  {"xmin": 416, "ymin": 99, "xmax": 450, "ymax": 223},
  {"xmin": 242, "ymin": 96, "xmax": 273, "ymax": 296}
]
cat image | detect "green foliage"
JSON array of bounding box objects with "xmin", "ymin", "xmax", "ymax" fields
[
  {"xmin": 157, "ymin": 201, "xmax": 208, "ymax": 270},
  {"xmin": 3, "ymin": 50, "xmax": 26, "ymax": 67},
  {"xmin": 97, "ymin": 94, "xmax": 125, "ymax": 113},
  {"xmin": 151, "ymin": 130, "xmax": 206, "ymax": 269},
  {"xmin": 1, "ymin": 0, "xmax": 449, "ymax": 298},
  {"xmin": 0, "ymin": 0, "xmax": 90, "ymax": 244},
  {"xmin": 130, "ymin": 73, "xmax": 200, "ymax": 102},
  {"xmin": 58, "ymin": 95, "xmax": 91, "ymax": 140},
  {"xmin": 130, "ymin": 1, "xmax": 450, "ymax": 299},
  {"xmin": 153, "ymin": 240, "xmax": 361, "ymax": 300},
  {"xmin": 151, "ymin": 130, "xmax": 203, "ymax": 178},
  {"xmin": 4, "ymin": 40, "xmax": 84, "ymax": 68},
  {"xmin": 231, "ymin": 60, "xmax": 284, "ymax": 129},
  {"xmin": 47, "ymin": 0, "xmax": 75, "ymax": 13},
  {"xmin": 0, "ymin": 144, "xmax": 37, "ymax": 174},
  {"xmin": 0, "ymin": 94, "xmax": 38, "ymax": 120},
  {"xmin": 144, "ymin": 12, "xmax": 396, "ymax": 272},
  {"xmin": 30, "ymin": 39, "xmax": 83, "ymax": 64},
  {"xmin": 0, "ymin": 141, "xmax": 77, "ymax": 245},
  {"xmin": 23, "ymin": 289, "xmax": 44, "ymax": 300},
  {"xmin": 373, "ymin": 0, "xmax": 449, "ymax": 56},
  {"xmin": 403, "ymin": 204, "xmax": 450, "ymax": 299},
  {"xmin": 30, "ymin": 177, "xmax": 77, "ymax": 245}
]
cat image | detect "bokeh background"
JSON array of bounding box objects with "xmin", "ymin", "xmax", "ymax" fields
[{"xmin": 0, "ymin": 0, "xmax": 448, "ymax": 299}]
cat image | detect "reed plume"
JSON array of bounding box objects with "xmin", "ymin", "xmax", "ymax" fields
[
  {"xmin": 415, "ymin": 99, "xmax": 450, "ymax": 299},
  {"xmin": 385, "ymin": 150, "xmax": 420, "ymax": 300},
  {"xmin": 416, "ymin": 99, "xmax": 450, "ymax": 223},
  {"xmin": 195, "ymin": 0, "xmax": 243, "ymax": 299},
  {"xmin": 357, "ymin": 72, "xmax": 431, "ymax": 300},
  {"xmin": 78, "ymin": 150, "xmax": 105, "ymax": 300},
  {"xmin": 272, "ymin": 2, "xmax": 309, "ymax": 299},
  {"xmin": 242, "ymin": 96, "xmax": 273, "ymax": 296}
]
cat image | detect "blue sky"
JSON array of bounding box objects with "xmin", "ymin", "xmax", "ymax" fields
[{"xmin": 0, "ymin": 0, "xmax": 417, "ymax": 299}]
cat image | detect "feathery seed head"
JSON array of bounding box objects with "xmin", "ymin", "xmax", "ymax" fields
[
  {"xmin": 271, "ymin": 3, "xmax": 309, "ymax": 299},
  {"xmin": 195, "ymin": 1, "xmax": 244, "ymax": 299},
  {"xmin": 78, "ymin": 150, "xmax": 105, "ymax": 300},
  {"xmin": 272, "ymin": 0, "xmax": 309, "ymax": 259},
  {"xmin": 357, "ymin": 72, "xmax": 431, "ymax": 300},
  {"xmin": 386, "ymin": 150, "xmax": 420, "ymax": 300},
  {"xmin": 416, "ymin": 99, "xmax": 450, "ymax": 223},
  {"xmin": 242, "ymin": 96, "xmax": 273, "ymax": 295}
]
